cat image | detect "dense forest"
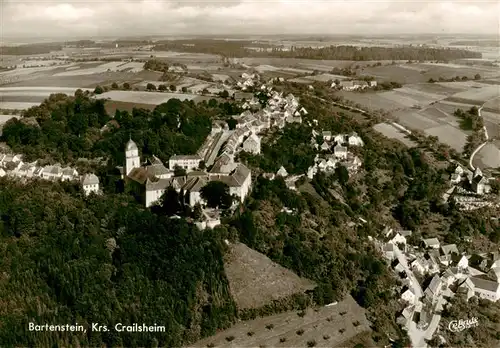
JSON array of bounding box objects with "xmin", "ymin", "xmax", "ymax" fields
[
  {"xmin": 0, "ymin": 43, "xmax": 63, "ymax": 55},
  {"xmin": 1, "ymin": 91, "xmax": 240, "ymax": 168},
  {"xmin": 153, "ymin": 40, "xmax": 481, "ymax": 61},
  {"xmin": 0, "ymin": 179, "xmax": 237, "ymax": 346}
]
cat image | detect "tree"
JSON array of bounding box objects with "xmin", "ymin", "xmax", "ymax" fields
[
  {"xmin": 474, "ymin": 73, "xmax": 481, "ymax": 80},
  {"xmin": 169, "ymin": 84, "xmax": 177, "ymax": 92},
  {"xmin": 146, "ymin": 83, "xmax": 156, "ymax": 91},
  {"xmin": 157, "ymin": 187, "xmax": 182, "ymax": 216},
  {"xmin": 174, "ymin": 166, "xmax": 187, "ymax": 177},
  {"xmin": 94, "ymin": 85, "xmax": 104, "ymax": 94},
  {"xmin": 335, "ymin": 165, "xmax": 349, "ymax": 185},
  {"xmin": 219, "ymin": 90, "xmax": 229, "ymax": 98},
  {"xmin": 227, "ymin": 118, "xmax": 237, "ymax": 130},
  {"xmin": 158, "ymin": 84, "xmax": 167, "ymax": 91},
  {"xmin": 201, "ymin": 88, "xmax": 209, "ymax": 95},
  {"xmin": 181, "ymin": 86, "xmax": 188, "ymax": 93},
  {"xmin": 123, "ymin": 82, "xmax": 130, "ymax": 90},
  {"xmin": 111, "ymin": 82, "xmax": 118, "ymax": 89},
  {"xmin": 200, "ymin": 181, "xmax": 233, "ymax": 209}
]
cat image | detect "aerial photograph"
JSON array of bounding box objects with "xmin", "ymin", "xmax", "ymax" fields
[{"xmin": 1, "ymin": 0, "xmax": 500, "ymax": 347}]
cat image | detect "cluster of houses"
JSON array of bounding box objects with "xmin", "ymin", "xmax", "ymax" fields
[
  {"xmin": 307, "ymin": 131, "xmax": 364, "ymax": 179},
  {"xmin": 0, "ymin": 152, "xmax": 100, "ymax": 196},
  {"xmin": 237, "ymin": 72, "xmax": 260, "ymax": 90},
  {"xmin": 331, "ymin": 79, "xmax": 377, "ymax": 91},
  {"xmin": 380, "ymin": 228, "xmax": 500, "ymax": 343},
  {"xmin": 448, "ymin": 164, "xmax": 497, "ymax": 211},
  {"xmin": 119, "ymin": 77, "xmax": 314, "ymax": 227}
]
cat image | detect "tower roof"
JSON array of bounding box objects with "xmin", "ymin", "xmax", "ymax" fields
[{"xmin": 125, "ymin": 139, "xmax": 138, "ymax": 151}]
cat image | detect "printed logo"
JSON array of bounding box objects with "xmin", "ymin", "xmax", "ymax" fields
[{"xmin": 448, "ymin": 317, "xmax": 479, "ymax": 332}]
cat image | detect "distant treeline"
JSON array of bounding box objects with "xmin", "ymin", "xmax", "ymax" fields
[
  {"xmin": 0, "ymin": 43, "xmax": 62, "ymax": 55},
  {"xmin": 153, "ymin": 40, "xmax": 482, "ymax": 61},
  {"xmin": 64, "ymin": 40, "xmax": 152, "ymax": 48},
  {"xmin": 450, "ymin": 40, "xmax": 500, "ymax": 47}
]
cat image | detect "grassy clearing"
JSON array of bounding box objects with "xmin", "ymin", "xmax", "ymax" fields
[{"xmin": 224, "ymin": 242, "xmax": 316, "ymax": 310}]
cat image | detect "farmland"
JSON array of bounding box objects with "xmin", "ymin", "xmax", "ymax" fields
[
  {"xmin": 338, "ymin": 75, "xmax": 500, "ymax": 154},
  {"xmin": 359, "ymin": 62, "xmax": 500, "ymax": 85},
  {"xmin": 189, "ymin": 295, "xmax": 372, "ymax": 348},
  {"xmin": 94, "ymin": 90, "xmax": 200, "ymax": 104},
  {"xmin": 373, "ymin": 123, "xmax": 417, "ymax": 148},
  {"xmin": 474, "ymin": 143, "xmax": 500, "ymax": 169}
]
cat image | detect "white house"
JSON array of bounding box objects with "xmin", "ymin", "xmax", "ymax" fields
[
  {"xmin": 391, "ymin": 232, "xmax": 407, "ymax": 246},
  {"xmin": 401, "ymin": 288, "xmax": 416, "ymax": 303},
  {"xmin": 424, "ymin": 275, "xmax": 443, "ymax": 298},
  {"xmin": 320, "ymin": 141, "xmax": 331, "ymax": 151},
  {"xmin": 441, "ymin": 244, "xmax": 459, "ymax": 256},
  {"xmin": 81, "ymin": 173, "xmax": 100, "ymax": 196},
  {"xmin": 348, "ymin": 133, "xmax": 364, "ymax": 147},
  {"xmin": 471, "ymin": 277, "xmax": 500, "ymax": 302},
  {"xmin": 242, "ymin": 133, "xmax": 261, "ymax": 154},
  {"xmin": 411, "ymin": 257, "xmax": 429, "ymax": 274},
  {"xmin": 277, "ymin": 166, "xmax": 288, "ymax": 177},
  {"xmin": 383, "ymin": 243, "xmax": 395, "ymax": 260},
  {"xmin": 334, "ymin": 134, "xmax": 346, "ymax": 145},
  {"xmin": 334, "ymin": 145, "xmax": 348, "ymax": 159},
  {"xmin": 457, "ymin": 255, "xmax": 469, "ymax": 272},
  {"xmin": 322, "ymin": 131, "xmax": 332, "ymax": 141},
  {"xmin": 169, "ymin": 154, "xmax": 202, "ymax": 171},
  {"xmin": 423, "ymin": 238, "xmax": 440, "ymax": 249}
]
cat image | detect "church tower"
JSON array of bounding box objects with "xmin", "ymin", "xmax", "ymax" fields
[{"xmin": 125, "ymin": 138, "xmax": 140, "ymax": 176}]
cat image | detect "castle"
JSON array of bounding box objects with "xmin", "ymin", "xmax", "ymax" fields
[{"xmin": 122, "ymin": 139, "xmax": 252, "ymax": 208}]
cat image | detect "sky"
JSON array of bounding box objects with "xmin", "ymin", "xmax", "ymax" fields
[{"xmin": 1, "ymin": 0, "xmax": 499, "ymax": 40}]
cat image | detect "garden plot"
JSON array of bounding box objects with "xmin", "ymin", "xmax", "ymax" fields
[
  {"xmin": 408, "ymin": 82, "xmax": 465, "ymax": 96},
  {"xmin": 279, "ymin": 67, "xmax": 314, "ymax": 74},
  {"xmin": 424, "ymin": 124, "xmax": 468, "ymax": 152},
  {"xmin": 254, "ymin": 64, "xmax": 280, "ymax": 72},
  {"xmin": 303, "ymin": 73, "xmax": 348, "ymax": 82},
  {"xmin": 188, "ymin": 83, "xmax": 213, "ymax": 93},
  {"xmin": 54, "ymin": 61, "xmax": 128, "ymax": 76},
  {"xmin": 211, "ymin": 73, "xmax": 230, "ymax": 81},
  {"xmin": 373, "ymin": 123, "xmax": 417, "ymax": 147},
  {"xmin": 381, "ymin": 90, "xmax": 427, "ymax": 108},
  {"xmin": 394, "ymin": 110, "xmax": 440, "ymax": 130},
  {"xmin": 288, "ymin": 77, "xmax": 315, "ymax": 84},
  {"xmin": 0, "ymin": 114, "xmax": 20, "ymax": 123},
  {"xmin": 393, "ymin": 87, "xmax": 444, "ymax": 105},
  {"xmin": 436, "ymin": 81, "xmax": 490, "ymax": 90},
  {"xmin": 0, "ymin": 102, "xmax": 39, "ymax": 110},
  {"xmin": 476, "ymin": 143, "xmax": 500, "ymax": 169},
  {"xmin": 360, "ymin": 65, "xmax": 426, "ymax": 84},
  {"xmin": 483, "ymin": 97, "xmax": 500, "ymax": 113},
  {"xmin": 0, "ymin": 86, "xmax": 92, "ymax": 98},
  {"xmin": 190, "ymin": 295, "xmax": 371, "ymax": 348},
  {"xmin": 95, "ymin": 90, "xmax": 198, "ymax": 104},
  {"xmin": 337, "ymin": 92, "xmax": 403, "ymax": 111},
  {"xmin": 481, "ymin": 111, "xmax": 500, "ymax": 125},
  {"xmin": 117, "ymin": 62, "xmax": 144, "ymax": 73},
  {"xmin": 450, "ymin": 85, "xmax": 500, "ymax": 103}
]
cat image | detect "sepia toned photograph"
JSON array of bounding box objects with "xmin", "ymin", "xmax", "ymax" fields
[{"xmin": 0, "ymin": 1, "xmax": 499, "ymax": 347}]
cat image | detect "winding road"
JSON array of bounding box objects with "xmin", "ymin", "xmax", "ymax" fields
[{"xmin": 469, "ymin": 103, "xmax": 493, "ymax": 171}]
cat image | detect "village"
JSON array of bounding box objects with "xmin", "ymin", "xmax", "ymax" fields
[
  {"xmin": 378, "ymin": 227, "xmax": 500, "ymax": 347},
  {"xmin": 445, "ymin": 163, "xmax": 499, "ymax": 211}
]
